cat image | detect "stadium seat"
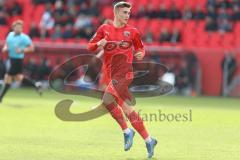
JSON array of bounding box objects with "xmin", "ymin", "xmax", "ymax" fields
[
  {"xmin": 137, "ymin": 18, "xmax": 149, "ymax": 35},
  {"xmin": 0, "ymin": 26, "xmax": 9, "ymax": 40},
  {"xmin": 195, "ymin": 32, "xmax": 209, "ymax": 47},
  {"xmin": 208, "ymin": 33, "xmax": 222, "ymax": 48},
  {"xmin": 33, "ymin": 5, "xmax": 45, "ymax": 24},
  {"xmin": 222, "ymin": 33, "xmax": 234, "ymax": 49},
  {"xmin": 173, "ymin": 20, "xmax": 184, "ymax": 31},
  {"xmin": 102, "ymin": 6, "xmax": 114, "ymax": 19}
]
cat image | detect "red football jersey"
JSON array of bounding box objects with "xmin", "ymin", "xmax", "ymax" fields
[{"xmin": 88, "ymin": 23, "xmax": 145, "ymax": 84}]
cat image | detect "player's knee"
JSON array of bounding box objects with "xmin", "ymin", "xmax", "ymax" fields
[
  {"xmin": 122, "ymin": 104, "xmax": 135, "ymax": 116},
  {"xmin": 15, "ymin": 74, "xmax": 24, "ymax": 82},
  {"xmin": 102, "ymin": 93, "xmax": 116, "ymax": 105}
]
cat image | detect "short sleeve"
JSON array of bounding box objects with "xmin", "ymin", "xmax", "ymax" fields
[
  {"xmin": 24, "ymin": 35, "xmax": 32, "ymax": 46},
  {"xmin": 132, "ymin": 29, "xmax": 144, "ymax": 51},
  {"xmin": 89, "ymin": 25, "xmax": 105, "ymax": 43}
]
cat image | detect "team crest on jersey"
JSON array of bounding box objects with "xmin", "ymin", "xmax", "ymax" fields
[{"xmin": 124, "ymin": 31, "xmax": 130, "ymax": 37}]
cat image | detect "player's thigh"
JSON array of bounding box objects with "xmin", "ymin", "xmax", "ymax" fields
[{"xmin": 4, "ymin": 74, "xmax": 13, "ymax": 84}]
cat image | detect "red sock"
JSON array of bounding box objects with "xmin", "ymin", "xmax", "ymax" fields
[
  {"xmin": 105, "ymin": 103, "xmax": 128, "ymax": 130},
  {"xmin": 127, "ymin": 111, "xmax": 149, "ymax": 139}
]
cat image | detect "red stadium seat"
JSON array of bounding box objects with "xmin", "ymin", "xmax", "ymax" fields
[
  {"xmin": 0, "ymin": 26, "xmax": 9, "ymax": 40},
  {"xmin": 196, "ymin": 20, "xmax": 206, "ymax": 33},
  {"xmin": 173, "ymin": 20, "xmax": 184, "ymax": 31},
  {"xmin": 195, "ymin": 32, "xmax": 209, "ymax": 47},
  {"xmin": 160, "ymin": 20, "xmax": 172, "ymax": 30},
  {"xmin": 222, "ymin": 33, "xmax": 234, "ymax": 49},
  {"xmin": 102, "ymin": 6, "xmax": 114, "ymax": 19},
  {"xmin": 33, "ymin": 5, "xmax": 45, "ymax": 24},
  {"xmin": 208, "ymin": 33, "xmax": 222, "ymax": 48},
  {"xmin": 234, "ymin": 22, "xmax": 240, "ymax": 34},
  {"xmin": 136, "ymin": 18, "xmax": 149, "ymax": 35},
  {"xmin": 171, "ymin": 0, "xmax": 185, "ymax": 10},
  {"xmin": 184, "ymin": 20, "xmax": 197, "ymax": 32},
  {"xmin": 149, "ymin": 19, "xmax": 161, "ymax": 39}
]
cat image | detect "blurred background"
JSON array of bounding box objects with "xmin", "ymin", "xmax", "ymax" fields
[{"xmin": 0, "ymin": 0, "xmax": 239, "ymax": 97}]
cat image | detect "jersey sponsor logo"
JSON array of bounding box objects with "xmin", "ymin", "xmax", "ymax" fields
[{"xmin": 104, "ymin": 40, "xmax": 132, "ymax": 51}]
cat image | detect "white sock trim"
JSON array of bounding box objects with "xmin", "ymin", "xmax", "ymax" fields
[
  {"xmin": 123, "ymin": 128, "xmax": 131, "ymax": 134},
  {"xmin": 145, "ymin": 136, "xmax": 152, "ymax": 143}
]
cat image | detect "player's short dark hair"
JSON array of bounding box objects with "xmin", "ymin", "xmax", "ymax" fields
[{"xmin": 114, "ymin": 1, "xmax": 132, "ymax": 11}]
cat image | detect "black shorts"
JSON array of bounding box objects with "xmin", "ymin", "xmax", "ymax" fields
[{"xmin": 7, "ymin": 58, "xmax": 24, "ymax": 76}]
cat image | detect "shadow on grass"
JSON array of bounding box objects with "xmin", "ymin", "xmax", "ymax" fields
[
  {"xmin": 126, "ymin": 157, "xmax": 160, "ymax": 160},
  {"xmin": 5, "ymin": 103, "xmax": 25, "ymax": 108}
]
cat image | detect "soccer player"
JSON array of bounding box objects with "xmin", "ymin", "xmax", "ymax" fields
[
  {"xmin": 0, "ymin": 20, "xmax": 42, "ymax": 103},
  {"xmin": 87, "ymin": 2, "xmax": 157, "ymax": 158}
]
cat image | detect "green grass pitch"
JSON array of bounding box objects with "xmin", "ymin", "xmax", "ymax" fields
[{"xmin": 0, "ymin": 89, "xmax": 240, "ymax": 160}]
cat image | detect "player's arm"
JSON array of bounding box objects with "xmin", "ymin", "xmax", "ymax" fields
[
  {"xmin": 23, "ymin": 44, "xmax": 35, "ymax": 53},
  {"xmin": 132, "ymin": 29, "xmax": 145, "ymax": 60},
  {"xmin": 2, "ymin": 43, "xmax": 8, "ymax": 53},
  {"xmin": 87, "ymin": 25, "xmax": 107, "ymax": 52}
]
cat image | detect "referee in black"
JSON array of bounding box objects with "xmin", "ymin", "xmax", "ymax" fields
[{"xmin": 0, "ymin": 20, "xmax": 42, "ymax": 103}]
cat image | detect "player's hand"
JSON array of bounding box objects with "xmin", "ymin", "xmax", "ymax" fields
[
  {"xmin": 2, "ymin": 44, "xmax": 8, "ymax": 53},
  {"xmin": 97, "ymin": 36, "xmax": 108, "ymax": 47},
  {"xmin": 134, "ymin": 51, "xmax": 144, "ymax": 60}
]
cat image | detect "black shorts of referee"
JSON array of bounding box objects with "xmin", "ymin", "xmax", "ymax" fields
[{"xmin": 7, "ymin": 58, "xmax": 24, "ymax": 76}]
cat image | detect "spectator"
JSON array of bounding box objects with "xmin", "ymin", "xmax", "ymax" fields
[
  {"xmin": 194, "ymin": 5, "xmax": 205, "ymax": 20},
  {"xmin": 40, "ymin": 27, "xmax": 50, "ymax": 39},
  {"xmin": 146, "ymin": 4, "xmax": 158, "ymax": 18},
  {"xmin": 205, "ymin": 16, "xmax": 218, "ymax": 31},
  {"xmin": 159, "ymin": 28, "xmax": 171, "ymax": 43},
  {"xmin": 0, "ymin": 11, "xmax": 7, "ymax": 25},
  {"xmin": 144, "ymin": 30, "xmax": 153, "ymax": 43},
  {"xmin": 75, "ymin": 0, "xmax": 87, "ymax": 6},
  {"xmin": 216, "ymin": 0, "xmax": 232, "ymax": 9},
  {"xmin": 182, "ymin": 5, "xmax": 193, "ymax": 20},
  {"xmin": 51, "ymin": 25, "xmax": 62, "ymax": 39},
  {"xmin": 37, "ymin": 58, "xmax": 52, "ymax": 81},
  {"xmin": 135, "ymin": 6, "xmax": 146, "ymax": 18},
  {"xmin": 6, "ymin": 1, "xmax": 22, "ymax": 16},
  {"xmin": 62, "ymin": 24, "xmax": 74, "ymax": 39},
  {"xmin": 0, "ymin": 0, "xmax": 5, "ymax": 12},
  {"xmin": 170, "ymin": 28, "xmax": 181, "ymax": 43},
  {"xmin": 222, "ymin": 53, "xmax": 237, "ymax": 85},
  {"xmin": 25, "ymin": 58, "xmax": 38, "ymax": 79},
  {"xmin": 232, "ymin": 0, "xmax": 240, "ymax": 7},
  {"xmin": 77, "ymin": 2, "xmax": 92, "ymax": 15},
  {"xmin": 207, "ymin": 0, "xmax": 216, "ymax": 8},
  {"xmin": 176, "ymin": 61, "xmax": 191, "ymax": 96},
  {"xmin": 54, "ymin": 0, "xmax": 65, "ymax": 15},
  {"xmin": 168, "ymin": 4, "xmax": 182, "ymax": 20},
  {"xmin": 158, "ymin": 4, "xmax": 168, "ymax": 19},
  {"xmin": 59, "ymin": 12, "xmax": 74, "ymax": 26},
  {"xmin": 231, "ymin": 5, "xmax": 240, "ymax": 21},
  {"xmin": 88, "ymin": 0, "xmax": 100, "ymax": 16},
  {"xmin": 40, "ymin": 3, "xmax": 55, "ymax": 30},
  {"xmin": 218, "ymin": 8, "xmax": 229, "ymax": 20},
  {"xmin": 218, "ymin": 19, "xmax": 233, "ymax": 32},
  {"xmin": 207, "ymin": 5, "xmax": 218, "ymax": 20},
  {"xmin": 29, "ymin": 22, "xmax": 41, "ymax": 38},
  {"xmin": 74, "ymin": 14, "xmax": 92, "ymax": 29}
]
